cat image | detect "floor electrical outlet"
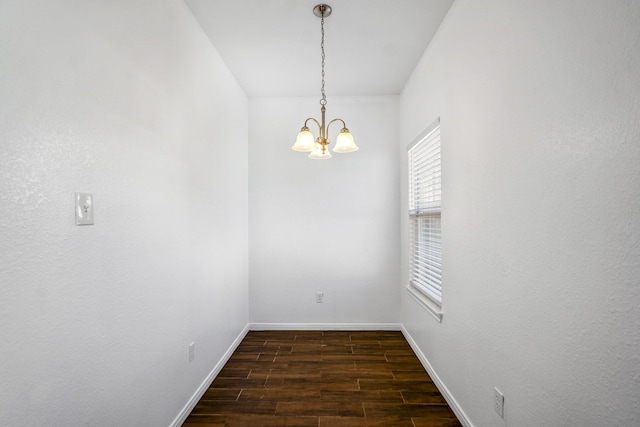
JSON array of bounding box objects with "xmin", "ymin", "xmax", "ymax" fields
[
  {"xmin": 494, "ymin": 387, "xmax": 504, "ymax": 418},
  {"xmin": 316, "ymin": 292, "xmax": 324, "ymax": 303}
]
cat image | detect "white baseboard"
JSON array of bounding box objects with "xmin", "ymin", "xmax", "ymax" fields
[
  {"xmin": 248, "ymin": 322, "xmax": 402, "ymax": 331},
  {"xmin": 169, "ymin": 324, "xmax": 249, "ymax": 427},
  {"xmin": 401, "ymin": 325, "xmax": 473, "ymax": 427}
]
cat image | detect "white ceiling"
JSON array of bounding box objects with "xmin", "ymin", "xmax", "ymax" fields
[{"xmin": 185, "ymin": 0, "xmax": 454, "ymax": 97}]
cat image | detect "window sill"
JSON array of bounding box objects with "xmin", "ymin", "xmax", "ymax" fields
[{"xmin": 406, "ymin": 285, "xmax": 443, "ymax": 322}]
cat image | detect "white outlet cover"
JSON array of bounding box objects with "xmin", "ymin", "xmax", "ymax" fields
[
  {"xmin": 75, "ymin": 193, "xmax": 94, "ymax": 225},
  {"xmin": 494, "ymin": 387, "xmax": 504, "ymax": 418}
]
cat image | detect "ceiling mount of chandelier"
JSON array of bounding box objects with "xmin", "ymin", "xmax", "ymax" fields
[{"xmin": 291, "ymin": 4, "xmax": 359, "ymax": 160}]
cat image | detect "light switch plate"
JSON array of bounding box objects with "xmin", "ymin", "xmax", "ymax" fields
[{"xmin": 75, "ymin": 192, "xmax": 94, "ymax": 225}]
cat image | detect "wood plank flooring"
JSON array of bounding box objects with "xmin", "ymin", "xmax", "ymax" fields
[{"xmin": 183, "ymin": 330, "xmax": 462, "ymax": 427}]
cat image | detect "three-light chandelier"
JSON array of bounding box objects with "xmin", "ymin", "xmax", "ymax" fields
[{"xmin": 291, "ymin": 4, "xmax": 359, "ymax": 159}]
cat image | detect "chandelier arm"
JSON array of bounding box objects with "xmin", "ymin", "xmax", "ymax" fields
[
  {"xmin": 327, "ymin": 118, "xmax": 347, "ymax": 133},
  {"xmin": 304, "ymin": 118, "xmax": 322, "ymax": 134}
]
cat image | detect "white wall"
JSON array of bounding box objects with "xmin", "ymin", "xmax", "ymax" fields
[
  {"xmin": 248, "ymin": 96, "xmax": 400, "ymax": 326},
  {"xmin": 399, "ymin": 0, "xmax": 640, "ymax": 426},
  {"xmin": 0, "ymin": 1, "xmax": 248, "ymax": 426}
]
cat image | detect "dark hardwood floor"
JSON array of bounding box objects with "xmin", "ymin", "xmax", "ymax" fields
[{"xmin": 183, "ymin": 330, "xmax": 462, "ymax": 427}]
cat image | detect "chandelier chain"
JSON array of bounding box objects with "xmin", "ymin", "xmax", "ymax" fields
[{"xmin": 320, "ymin": 13, "xmax": 327, "ymax": 106}]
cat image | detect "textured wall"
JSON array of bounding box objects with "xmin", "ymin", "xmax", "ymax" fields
[
  {"xmin": 399, "ymin": 0, "xmax": 640, "ymax": 425},
  {"xmin": 248, "ymin": 96, "xmax": 400, "ymax": 326},
  {"xmin": 0, "ymin": 1, "xmax": 248, "ymax": 426}
]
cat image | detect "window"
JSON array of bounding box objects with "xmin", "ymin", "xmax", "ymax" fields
[{"xmin": 408, "ymin": 119, "xmax": 442, "ymax": 318}]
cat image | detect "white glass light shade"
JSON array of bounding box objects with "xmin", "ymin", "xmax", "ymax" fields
[
  {"xmin": 292, "ymin": 127, "xmax": 316, "ymax": 152},
  {"xmin": 308, "ymin": 144, "xmax": 332, "ymax": 159},
  {"xmin": 333, "ymin": 129, "xmax": 358, "ymax": 153}
]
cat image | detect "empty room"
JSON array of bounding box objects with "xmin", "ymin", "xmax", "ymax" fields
[{"xmin": 1, "ymin": 1, "xmax": 639, "ymax": 426}]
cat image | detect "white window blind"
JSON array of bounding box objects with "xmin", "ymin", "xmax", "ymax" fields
[{"xmin": 408, "ymin": 122, "xmax": 442, "ymax": 306}]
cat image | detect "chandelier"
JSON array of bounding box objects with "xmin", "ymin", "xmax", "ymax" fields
[{"xmin": 291, "ymin": 4, "xmax": 359, "ymax": 159}]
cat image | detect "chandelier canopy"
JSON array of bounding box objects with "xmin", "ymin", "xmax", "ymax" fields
[{"xmin": 291, "ymin": 4, "xmax": 359, "ymax": 160}]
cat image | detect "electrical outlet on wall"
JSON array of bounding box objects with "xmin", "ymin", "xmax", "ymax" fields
[
  {"xmin": 494, "ymin": 387, "xmax": 504, "ymax": 418},
  {"xmin": 189, "ymin": 342, "xmax": 195, "ymax": 363},
  {"xmin": 316, "ymin": 292, "xmax": 324, "ymax": 303}
]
